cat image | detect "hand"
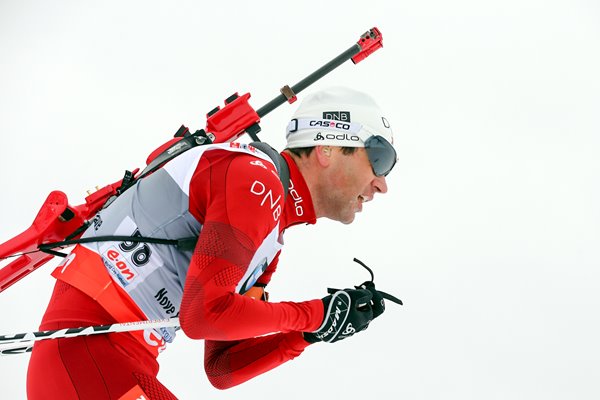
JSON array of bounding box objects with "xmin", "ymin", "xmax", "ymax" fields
[
  {"xmin": 356, "ymin": 281, "xmax": 385, "ymax": 319},
  {"xmin": 304, "ymin": 288, "xmax": 373, "ymax": 343}
]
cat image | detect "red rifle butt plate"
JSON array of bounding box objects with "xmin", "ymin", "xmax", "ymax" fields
[{"xmin": 1, "ymin": 191, "xmax": 86, "ymax": 292}]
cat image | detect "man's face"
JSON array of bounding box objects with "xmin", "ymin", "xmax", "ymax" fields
[{"xmin": 319, "ymin": 147, "xmax": 388, "ymax": 224}]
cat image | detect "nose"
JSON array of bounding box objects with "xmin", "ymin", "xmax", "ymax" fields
[{"xmin": 373, "ymin": 175, "xmax": 388, "ymax": 194}]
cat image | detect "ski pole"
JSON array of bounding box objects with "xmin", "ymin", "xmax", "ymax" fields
[
  {"xmin": 0, "ymin": 318, "xmax": 180, "ymax": 356},
  {"xmin": 0, "ymin": 344, "xmax": 34, "ymax": 356}
]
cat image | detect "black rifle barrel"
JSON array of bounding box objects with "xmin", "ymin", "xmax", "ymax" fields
[{"xmin": 256, "ymin": 43, "xmax": 361, "ymax": 119}]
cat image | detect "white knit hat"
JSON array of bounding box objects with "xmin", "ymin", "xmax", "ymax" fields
[{"xmin": 285, "ymin": 86, "xmax": 394, "ymax": 149}]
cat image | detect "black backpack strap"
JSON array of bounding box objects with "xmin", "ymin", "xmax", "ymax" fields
[
  {"xmin": 117, "ymin": 128, "xmax": 213, "ymax": 195},
  {"xmin": 38, "ymin": 235, "xmax": 198, "ymax": 257},
  {"xmin": 41, "ymin": 141, "xmax": 289, "ymax": 257},
  {"xmin": 250, "ymin": 142, "xmax": 290, "ymax": 200}
]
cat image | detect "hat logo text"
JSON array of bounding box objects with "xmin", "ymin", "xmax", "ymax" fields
[
  {"xmin": 322, "ymin": 111, "xmax": 351, "ymax": 122},
  {"xmin": 309, "ymin": 120, "xmax": 351, "ymax": 130},
  {"xmin": 313, "ymin": 132, "xmax": 360, "ymax": 142}
]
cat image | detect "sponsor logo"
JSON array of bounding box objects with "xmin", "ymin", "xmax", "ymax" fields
[
  {"xmin": 92, "ymin": 214, "xmax": 103, "ymax": 231},
  {"xmin": 159, "ymin": 327, "xmax": 174, "ymax": 343},
  {"xmin": 316, "ymin": 302, "xmax": 344, "ymax": 341},
  {"xmin": 342, "ymin": 322, "xmax": 356, "ymax": 335},
  {"xmin": 309, "ymin": 120, "xmax": 351, "ymax": 130},
  {"xmin": 103, "ymin": 247, "xmax": 138, "ymax": 286},
  {"xmin": 288, "ymin": 179, "xmax": 304, "ymax": 217},
  {"xmin": 313, "ymin": 132, "xmax": 360, "ymax": 142},
  {"xmin": 250, "ymin": 180, "xmax": 282, "ymax": 221},
  {"xmin": 250, "ymin": 160, "xmax": 267, "ymax": 170},
  {"xmin": 314, "ymin": 294, "xmax": 352, "ymax": 342},
  {"xmin": 167, "ymin": 141, "xmax": 190, "ymax": 155},
  {"xmin": 322, "ymin": 111, "xmax": 351, "ymax": 122},
  {"xmin": 99, "ymin": 219, "xmax": 164, "ymax": 287},
  {"xmin": 143, "ymin": 329, "xmax": 166, "ymax": 353},
  {"xmin": 154, "ymin": 288, "xmax": 178, "ymax": 315}
]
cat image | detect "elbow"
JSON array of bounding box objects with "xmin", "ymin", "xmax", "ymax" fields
[
  {"xmin": 179, "ymin": 300, "xmax": 216, "ymax": 340},
  {"xmin": 179, "ymin": 311, "xmax": 204, "ymax": 340},
  {"xmin": 179, "ymin": 284, "xmax": 211, "ymax": 339},
  {"xmin": 206, "ymin": 374, "xmax": 236, "ymax": 391},
  {"xmin": 204, "ymin": 355, "xmax": 237, "ymax": 390},
  {"xmin": 180, "ymin": 287, "xmax": 232, "ymax": 340},
  {"xmin": 205, "ymin": 357, "xmax": 246, "ymax": 390}
]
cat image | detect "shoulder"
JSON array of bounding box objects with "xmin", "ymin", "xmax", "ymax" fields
[
  {"xmin": 224, "ymin": 151, "xmax": 285, "ymax": 222},
  {"xmin": 189, "ymin": 146, "xmax": 285, "ymax": 228},
  {"xmin": 227, "ymin": 151, "xmax": 283, "ymax": 190}
]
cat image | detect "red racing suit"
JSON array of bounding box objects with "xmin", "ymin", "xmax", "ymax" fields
[{"xmin": 27, "ymin": 143, "xmax": 323, "ymax": 399}]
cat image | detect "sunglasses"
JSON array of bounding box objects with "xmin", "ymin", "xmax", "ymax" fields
[{"xmin": 364, "ymin": 135, "xmax": 397, "ymax": 177}]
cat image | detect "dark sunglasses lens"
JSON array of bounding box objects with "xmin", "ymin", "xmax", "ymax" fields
[{"xmin": 365, "ymin": 136, "xmax": 397, "ymax": 177}]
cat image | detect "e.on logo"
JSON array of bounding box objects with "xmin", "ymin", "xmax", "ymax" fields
[
  {"xmin": 106, "ymin": 248, "xmax": 137, "ymax": 282},
  {"xmin": 250, "ymin": 180, "xmax": 282, "ymax": 221}
]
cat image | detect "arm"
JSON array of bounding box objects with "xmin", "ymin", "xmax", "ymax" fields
[
  {"xmin": 204, "ymin": 330, "xmax": 310, "ymax": 390},
  {"xmin": 202, "ymin": 281, "xmax": 312, "ymax": 390},
  {"xmin": 179, "ymin": 151, "xmax": 323, "ymax": 341}
]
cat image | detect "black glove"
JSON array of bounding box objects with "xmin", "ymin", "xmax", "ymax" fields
[
  {"xmin": 304, "ymin": 288, "xmax": 374, "ymax": 344},
  {"xmin": 304, "ymin": 258, "xmax": 403, "ymax": 344},
  {"xmin": 357, "ymin": 280, "xmax": 386, "ymax": 319}
]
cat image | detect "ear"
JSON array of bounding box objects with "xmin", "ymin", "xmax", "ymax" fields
[{"xmin": 315, "ymin": 146, "xmax": 332, "ymax": 167}]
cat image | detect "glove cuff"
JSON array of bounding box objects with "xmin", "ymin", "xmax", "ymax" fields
[{"xmin": 302, "ymin": 332, "xmax": 321, "ymax": 344}]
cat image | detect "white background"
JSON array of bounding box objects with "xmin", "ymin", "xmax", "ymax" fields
[{"xmin": 1, "ymin": 1, "xmax": 599, "ymax": 399}]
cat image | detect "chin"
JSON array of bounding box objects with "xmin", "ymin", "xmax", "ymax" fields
[
  {"xmin": 325, "ymin": 207, "xmax": 357, "ymax": 224},
  {"xmin": 340, "ymin": 214, "xmax": 356, "ymax": 225}
]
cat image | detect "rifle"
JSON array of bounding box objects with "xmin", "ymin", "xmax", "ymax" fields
[{"xmin": 0, "ymin": 27, "xmax": 384, "ymax": 293}]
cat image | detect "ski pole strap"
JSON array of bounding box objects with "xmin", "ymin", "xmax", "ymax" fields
[
  {"xmin": 378, "ymin": 290, "xmax": 404, "ymax": 306},
  {"xmin": 38, "ymin": 235, "xmax": 198, "ymax": 257}
]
